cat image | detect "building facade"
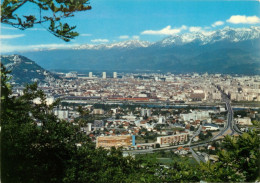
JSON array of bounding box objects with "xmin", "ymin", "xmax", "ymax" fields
[
  {"xmin": 156, "ymin": 133, "xmax": 188, "ymax": 145},
  {"xmin": 96, "ymin": 135, "xmax": 135, "ymax": 149}
]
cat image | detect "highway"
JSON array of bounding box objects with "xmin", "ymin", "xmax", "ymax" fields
[
  {"xmin": 210, "ymin": 101, "xmax": 233, "ymax": 140},
  {"xmin": 210, "ymin": 84, "xmax": 243, "ymax": 140},
  {"xmin": 188, "ymin": 122, "xmax": 204, "ymax": 146}
]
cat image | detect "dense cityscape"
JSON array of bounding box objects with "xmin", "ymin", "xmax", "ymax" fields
[
  {"xmin": 1, "ymin": 0, "xmax": 260, "ymax": 182},
  {"xmin": 9, "ymin": 65, "xmax": 260, "ymax": 162}
]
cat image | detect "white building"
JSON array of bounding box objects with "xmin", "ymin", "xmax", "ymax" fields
[
  {"xmin": 113, "ymin": 72, "xmax": 117, "ymax": 79},
  {"xmin": 203, "ymin": 124, "xmax": 219, "ymax": 131},
  {"xmin": 157, "ymin": 133, "xmax": 188, "ymax": 145},
  {"xmin": 54, "ymin": 109, "xmax": 69, "ymax": 119},
  {"xmin": 141, "ymin": 109, "xmax": 151, "ymax": 117},
  {"xmin": 93, "ymin": 109, "xmax": 105, "ymax": 115},
  {"xmin": 180, "ymin": 110, "xmax": 210, "ymax": 121},
  {"xmin": 65, "ymin": 72, "xmax": 77, "ymax": 78},
  {"xmin": 102, "ymin": 72, "xmax": 106, "ymax": 79},
  {"xmin": 122, "ymin": 115, "xmax": 136, "ymax": 121},
  {"xmin": 89, "ymin": 72, "xmax": 93, "ymax": 78},
  {"xmin": 88, "ymin": 123, "xmax": 92, "ymax": 132},
  {"xmin": 235, "ymin": 117, "xmax": 252, "ymax": 125},
  {"xmin": 158, "ymin": 116, "xmax": 166, "ymax": 124}
]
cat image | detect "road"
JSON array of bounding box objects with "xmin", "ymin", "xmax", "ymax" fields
[
  {"xmin": 188, "ymin": 122, "xmax": 204, "ymax": 146},
  {"xmin": 213, "ymin": 87, "xmax": 243, "ymax": 136},
  {"xmin": 210, "ymin": 101, "xmax": 233, "ymax": 140},
  {"xmin": 190, "ymin": 147, "xmax": 206, "ymax": 163}
]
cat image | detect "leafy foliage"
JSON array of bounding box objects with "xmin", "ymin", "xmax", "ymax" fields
[
  {"xmin": 0, "ymin": 64, "xmax": 157, "ymax": 182},
  {"xmin": 200, "ymin": 130, "xmax": 260, "ymax": 182},
  {"xmin": 1, "ymin": 0, "xmax": 91, "ymax": 41},
  {"xmin": 1, "ymin": 82, "xmax": 84, "ymax": 182}
]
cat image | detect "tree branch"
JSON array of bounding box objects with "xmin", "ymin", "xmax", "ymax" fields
[{"xmin": 10, "ymin": 0, "xmax": 29, "ymax": 13}]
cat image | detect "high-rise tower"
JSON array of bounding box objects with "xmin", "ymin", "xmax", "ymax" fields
[
  {"xmin": 113, "ymin": 72, "xmax": 117, "ymax": 79},
  {"xmin": 102, "ymin": 72, "xmax": 106, "ymax": 79}
]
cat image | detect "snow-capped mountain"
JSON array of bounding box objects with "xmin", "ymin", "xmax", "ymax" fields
[
  {"xmin": 22, "ymin": 27, "xmax": 260, "ymax": 52},
  {"xmin": 156, "ymin": 26, "xmax": 260, "ymax": 47},
  {"xmin": 73, "ymin": 27, "xmax": 260, "ymax": 50},
  {"xmin": 21, "ymin": 26, "xmax": 260, "ymax": 75},
  {"xmin": 75, "ymin": 40, "xmax": 152, "ymax": 50}
]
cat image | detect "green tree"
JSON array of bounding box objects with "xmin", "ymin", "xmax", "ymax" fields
[
  {"xmin": 136, "ymin": 153, "xmax": 200, "ymax": 182},
  {"xmin": 199, "ymin": 132, "xmax": 205, "ymax": 140},
  {"xmin": 0, "ymin": 64, "xmax": 158, "ymax": 182},
  {"xmin": 190, "ymin": 125, "xmax": 195, "ymax": 131},
  {"xmin": 76, "ymin": 105, "xmax": 90, "ymax": 127},
  {"xmin": 1, "ymin": 74, "xmax": 90, "ymax": 182},
  {"xmin": 1, "ymin": 0, "xmax": 91, "ymax": 41},
  {"xmin": 163, "ymin": 160, "xmax": 201, "ymax": 182},
  {"xmin": 200, "ymin": 129, "xmax": 260, "ymax": 182}
]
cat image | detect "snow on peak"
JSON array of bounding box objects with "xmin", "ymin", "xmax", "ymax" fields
[
  {"xmin": 105, "ymin": 40, "xmax": 151, "ymax": 49},
  {"xmin": 157, "ymin": 26, "xmax": 260, "ymax": 46},
  {"xmin": 72, "ymin": 27, "xmax": 260, "ymax": 50},
  {"xmin": 74, "ymin": 40, "xmax": 151, "ymax": 50}
]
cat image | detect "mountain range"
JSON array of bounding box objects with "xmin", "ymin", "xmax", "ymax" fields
[{"xmin": 19, "ymin": 26, "xmax": 260, "ymax": 74}]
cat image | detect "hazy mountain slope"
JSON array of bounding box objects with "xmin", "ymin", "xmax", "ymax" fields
[
  {"xmin": 20, "ymin": 27, "xmax": 260, "ymax": 74},
  {"xmin": 1, "ymin": 55, "xmax": 58, "ymax": 84}
]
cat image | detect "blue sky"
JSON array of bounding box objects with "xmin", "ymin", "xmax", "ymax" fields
[{"xmin": 1, "ymin": 0, "xmax": 260, "ymax": 53}]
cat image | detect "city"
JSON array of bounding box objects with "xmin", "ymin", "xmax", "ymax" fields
[
  {"xmin": 10, "ymin": 68, "xmax": 259, "ymax": 162},
  {"xmin": 1, "ymin": 0, "xmax": 260, "ymax": 182}
]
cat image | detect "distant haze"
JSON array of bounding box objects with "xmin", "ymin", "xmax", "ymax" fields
[{"xmin": 19, "ymin": 27, "xmax": 260, "ymax": 75}]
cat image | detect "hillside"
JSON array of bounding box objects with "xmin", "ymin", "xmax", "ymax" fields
[{"xmin": 1, "ymin": 55, "xmax": 58, "ymax": 85}]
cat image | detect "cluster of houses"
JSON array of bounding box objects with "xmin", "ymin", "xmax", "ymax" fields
[
  {"xmin": 46, "ymin": 100, "xmax": 255, "ymax": 150},
  {"xmin": 72, "ymin": 107, "xmax": 226, "ymax": 149}
]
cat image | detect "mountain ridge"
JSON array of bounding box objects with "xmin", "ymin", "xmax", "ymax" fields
[
  {"xmin": 17, "ymin": 26, "xmax": 260, "ymax": 52},
  {"xmin": 75, "ymin": 26, "xmax": 260, "ymax": 50},
  {"xmin": 10, "ymin": 26, "xmax": 260, "ymax": 74}
]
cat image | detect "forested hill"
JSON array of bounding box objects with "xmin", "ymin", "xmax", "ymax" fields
[{"xmin": 1, "ymin": 55, "xmax": 58, "ymax": 85}]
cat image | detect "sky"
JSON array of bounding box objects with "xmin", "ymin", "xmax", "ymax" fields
[{"xmin": 1, "ymin": 0, "xmax": 260, "ymax": 53}]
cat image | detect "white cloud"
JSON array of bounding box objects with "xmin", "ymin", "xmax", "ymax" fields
[
  {"xmin": 1, "ymin": 26, "xmax": 45, "ymax": 31},
  {"xmin": 227, "ymin": 15, "xmax": 260, "ymax": 24},
  {"xmin": 1, "ymin": 26, "xmax": 17, "ymax": 30},
  {"xmin": 189, "ymin": 26, "xmax": 202, "ymax": 32},
  {"xmin": 0, "ymin": 34, "xmax": 25, "ymax": 39},
  {"xmin": 28, "ymin": 28, "xmax": 46, "ymax": 31},
  {"xmin": 141, "ymin": 25, "xmax": 187, "ymax": 35},
  {"xmin": 91, "ymin": 39, "xmax": 109, "ymax": 43},
  {"xmin": 119, "ymin": 35, "xmax": 129, "ymax": 39},
  {"xmin": 132, "ymin": 35, "xmax": 140, "ymax": 40},
  {"xmin": 80, "ymin": 33, "xmax": 92, "ymax": 37},
  {"xmin": 204, "ymin": 26, "xmax": 212, "ymax": 30},
  {"xmin": 212, "ymin": 21, "xmax": 224, "ymax": 27}
]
